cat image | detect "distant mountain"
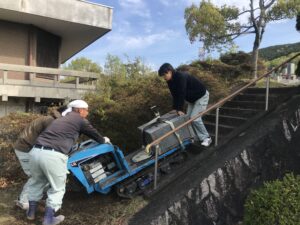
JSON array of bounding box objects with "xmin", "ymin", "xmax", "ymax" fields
[{"xmin": 258, "ymin": 42, "xmax": 300, "ymax": 61}]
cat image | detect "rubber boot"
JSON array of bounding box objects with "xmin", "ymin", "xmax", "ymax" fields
[
  {"xmin": 43, "ymin": 207, "xmax": 65, "ymax": 225},
  {"xmin": 26, "ymin": 201, "xmax": 38, "ymax": 220}
]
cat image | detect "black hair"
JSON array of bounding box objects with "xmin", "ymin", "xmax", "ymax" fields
[{"xmin": 158, "ymin": 63, "xmax": 175, "ymax": 76}]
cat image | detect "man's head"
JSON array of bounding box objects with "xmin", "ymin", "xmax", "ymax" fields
[
  {"xmin": 158, "ymin": 63, "xmax": 175, "ymax": 81},
  {"xmin": 62, "ymin": 100, "xmax": 89, "ymax": 118}
]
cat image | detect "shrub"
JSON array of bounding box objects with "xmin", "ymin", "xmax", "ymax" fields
[
  {"xmin": 85, "ymin": 75, "xmax": 172, "ymax": 153},
  {"xmin": 243, "ymin": 173, "xmax": 300, "ymax": 225},
  {"xmin": 84, "ymin": 65, "xmax": 230, "ymax": 154},
  {"xmin": 220, "ymin": 51, "xmax": 252, "ymax": 65}
]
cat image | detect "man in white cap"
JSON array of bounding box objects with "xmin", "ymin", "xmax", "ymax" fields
[
  {"xmin": 25, "ymin": 99, "xmax": 110, "ymax": 225},
  {"xmin": 61, "ymin": 100, "xmax": 82, "ymax": 117}
]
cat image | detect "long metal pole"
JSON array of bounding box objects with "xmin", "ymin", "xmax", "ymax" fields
[
  {"xmin": 265, "ymin": 75, "xmax": 270, "ymax": 111},
  {"xmin": 215, "ymin": 107, "xmax": 220, "ymax": 146},
  {"xmin": 154, "ymin": 145, "xmax": 159, "ymax": 189}
]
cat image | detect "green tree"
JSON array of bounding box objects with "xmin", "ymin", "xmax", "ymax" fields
[
  {"xmin": 98, "ymin": 54, "xmax": 155, "ymax": 99},
  {"xmin": 184, "ymin": 0, "xmax": 299, "ymax": 78},
  {"xmin": 124, "ymin": 56, "xmax": 153, "ymax": 79},
  {"xmin": 104, "ymin": 54, "xmax": 127, "ymax": 78},
  {"xmin": 62, "ymin": 57, "xmax": 102, "ymax": 84},
  {"xmin": 64, "ymin": 57, "xmax": 102, "ymax": 73}
]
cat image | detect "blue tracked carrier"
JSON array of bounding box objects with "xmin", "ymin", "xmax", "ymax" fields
[{"xmin": 67, "ymin": 112, "xmax": 195, "ymax": 197}]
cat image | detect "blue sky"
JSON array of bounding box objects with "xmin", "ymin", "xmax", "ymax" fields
[{"xmin": 71, "ymin": 0, "xmax": 300, "ymax": 70}]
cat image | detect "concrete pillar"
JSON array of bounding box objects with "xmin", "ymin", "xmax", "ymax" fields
[
  {"xmin": 288, "ymin": 63, "xmax": 295, "ymax": 75},
  {"xmin": 35, "ymin": 96, "xmax": 40, "ymax": 102},
  {"xmin": 2, "ymin": 94, "xmax": 8, "ymax": 101}
]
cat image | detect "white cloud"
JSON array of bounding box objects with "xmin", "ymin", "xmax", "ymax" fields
[
  {"xmin": 159, "ymin": 0, "xmax": 182, "ymax": 6},
  {"xmin": 159, "ymin": 0, "xmax": 171, "ymax": 6},
  {"xmin": 119, "ymin": 0, "xmax": 151, "ymax": 18},
  {"xmin": 113, "ymin": 21, "xmax": 131, "ymax": 33},
  {"xmin": 106, "ymin": 30, "xmax": 179, "ymax": 50},
  {"xmin": 142, "ymin": 21, "xmax": 154, "ymax": 33}
]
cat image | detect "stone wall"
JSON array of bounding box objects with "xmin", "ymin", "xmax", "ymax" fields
[{"xmin": 130, "ymin": 95, "xmax": 300, "ymax": 225}]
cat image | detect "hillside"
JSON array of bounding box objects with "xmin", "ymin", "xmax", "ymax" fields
[{"xmin": 259, "ymin": 42, "xmax": 300, "ymax": 61}]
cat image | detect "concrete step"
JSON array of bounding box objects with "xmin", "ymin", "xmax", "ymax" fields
[
  {"xmin": 219, "ymin": 107, "xmax": 262, "ymax": 117},
  {"xmin": 201, "ymin": 87, "xmax": 299, "ymax": 145},
  {"xmin": 245, "ymin": 87, "xmax": 299, "ymax": 95},
  {"xmin": 209, "ymin": 133, "xmax": 224, "ymax": 141},
  {"xmin": 234, "ymin": 93, "xmax": 278, "ymax": 102},
  {"xmin": 204, "ymin": 114, "xmax": 247, "ymax": 127},
  {"xmin": 224, "ymin": 100, "xmax": 266, "ymax": 110},
  {"xmin": 204, "ymin": 121, "xmax": 236, "ymax": 135}
]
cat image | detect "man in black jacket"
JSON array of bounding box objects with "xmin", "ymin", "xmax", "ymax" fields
[
  {"xmin": 25, "ymin": 100, "xmax": 110, "ymax": 225},
  {"xmin": 158, "ymin": 63, "xmax": 212, "ymax": 147}
]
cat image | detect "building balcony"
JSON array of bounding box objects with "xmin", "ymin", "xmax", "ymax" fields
[{"xmin": 0, "ymin": 63, "xmax": 99, "ymax": 102}]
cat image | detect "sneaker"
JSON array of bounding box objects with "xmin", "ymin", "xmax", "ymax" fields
[
  {"xmin": 201, "ymin": 137, "xmax": 212, "ymax": 147},
  {"xmin": 14, "ymin": 200, "xmax": 29, "ymax": 210}
]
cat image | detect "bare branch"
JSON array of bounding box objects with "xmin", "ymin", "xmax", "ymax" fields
[
  {"xmin": 264, "ymin": 0, "xmax": 276, "ymax": 9},
  {"xmin": 224, "ymin": 7, "xmax": 260, "ymax": 23},
  {"xmin": 237, "ymin": 7, "xmax": 260, "ymax": 17},
  {"xmin": 259, "ymin": 26, "xmax": 265, "ymax": 42},
  {"xmin": 230, "ymin": 25, "xmax": 252, "ymax": 29},
  {"xmin": 214, "ymin": 26, "xmax": 255, "ymax": 40},
  {"xmin": 250, "ymin": 0, "xmax": 258, "ymax": 31}
]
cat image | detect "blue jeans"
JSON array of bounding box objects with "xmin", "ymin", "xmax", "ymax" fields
[{"xmin": 187, "ymin": 91, "xmax": 210, "ymax": 141}]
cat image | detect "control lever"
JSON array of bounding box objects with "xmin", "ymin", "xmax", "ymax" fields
[{"xmin": 150, "ymin": 105, "xmax": 160, "ymax": 118}]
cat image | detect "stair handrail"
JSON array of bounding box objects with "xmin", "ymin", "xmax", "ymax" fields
[{"xmin": 146, "ymin": 52, "xmax": 300, "ymax": 189}]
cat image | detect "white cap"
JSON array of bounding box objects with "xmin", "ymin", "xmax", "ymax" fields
[
  {"xmin": 68, "ymin": 100, "xmax": 88, "ymax": 109},
  {"xmin": 62, "ymin": 100, "xmax": 88, "ymax": 116}
]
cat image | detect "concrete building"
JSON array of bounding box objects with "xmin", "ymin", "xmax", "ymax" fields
[{"xmin": 0, "ymin": 0, "xmax": 113, "ymax": 117}]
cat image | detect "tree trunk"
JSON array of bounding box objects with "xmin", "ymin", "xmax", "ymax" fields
[
  {"xmin": 251, "ymin": 45, "xmax": 259, "ymax": 79},
  {"xmin": 250, "ymin": 0, "xmax": 266, "ymax": 79}
]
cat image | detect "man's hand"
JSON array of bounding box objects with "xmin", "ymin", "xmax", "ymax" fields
[
  {"xmin": 103, "ymin": 137, "xmax": 111, "ymax": 144},
  {"xmin": 177, "ymin": 111, "xmax": 185, "ymax": 116}
]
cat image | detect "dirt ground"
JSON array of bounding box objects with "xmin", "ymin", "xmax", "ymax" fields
[
  {"xmin": 0, "ymin": 113, "xmax": 147, "ymax": 225},
  {"xmin": 0, "ymin": 184, "xmax": 146, "ymax": 225}
]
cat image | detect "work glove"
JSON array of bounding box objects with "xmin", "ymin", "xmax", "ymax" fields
[{"xmin": 104, "ymin": 136, "xmax": 111, "ymax": 144}]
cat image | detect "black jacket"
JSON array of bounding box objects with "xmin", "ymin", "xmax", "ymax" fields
[
  {"xmin": 167, "ymin": 71, "xmax": 207, "ymax": 111},
  {"xmin": 36, "ymin": 112, "xmax": 104, "ymax": 155}
]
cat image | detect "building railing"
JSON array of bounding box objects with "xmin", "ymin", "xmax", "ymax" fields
[
  {"xmin": 146, "ymin": 52, "xmax": 300, "ymax": 190},
  {"xmin": 0, "ymin": 63, "xmax": 99, "ymax": 89}
]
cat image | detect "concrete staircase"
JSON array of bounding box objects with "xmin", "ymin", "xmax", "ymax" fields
[
  {"xmin": 204, "ymin": 87, "xmax": 299, "ymax": 145},
  {"xmin": 142, "ymin": 86, "xmax": 300, "ymax": 198}
]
